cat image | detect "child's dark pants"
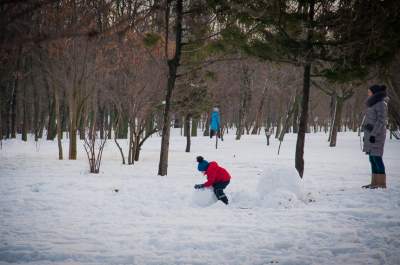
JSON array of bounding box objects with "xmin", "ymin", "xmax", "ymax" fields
[{"xmin": 213, "ymin": 181, "xmax": 230, "ymax": 204}]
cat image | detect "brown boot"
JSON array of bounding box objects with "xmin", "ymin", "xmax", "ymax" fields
[
  {"xmin": 362, "ymin": 174, "xmax": 377, "ymax": 189},
  {"xmin": 374, "ymin": 174, "xmax": 387, "ymax": 188}
]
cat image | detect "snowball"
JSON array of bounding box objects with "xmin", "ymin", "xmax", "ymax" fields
[
  {"xmin": 257, "ymin": 166, "xmax": 304, "ymax": 208},
  {"xmin": 191, "ymin": 188, "xmax": 218, "ymax": 207}
]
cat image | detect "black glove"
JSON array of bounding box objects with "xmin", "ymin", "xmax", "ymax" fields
[
  {"xmin": 363, "ymin": 124, "xmax": 374, "ymax": 132},
  {"xmin": 194, "ymin": 184, "xmax": 205, "ymax": 189},
  {"xmin": 369, "ymin": 136, "xmax": 376, "ymax": 143}
]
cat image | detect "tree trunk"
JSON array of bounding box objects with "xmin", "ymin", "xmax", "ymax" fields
[
  {"xmin": 107, "ymin": 108, "xmax": 113, "ymax": 139},
  {"xmin": 330, "ymin": 97, "xmax": 344, "ymax": 147},
  {"xmin": 99, "ymin": 107, "xmax": 105, "ymax": 139},
  {"xmin": 117, "ymin": 114, "xmax": 128, "ymax": 139},
  {"xmin": 22, "ymin": 101, "xmax": 28, "ymax": 141},
  {"xmin": 79, "ymin": 111, "xmax": 86, "ymax": 140},
  {"xmin": 158, "ymin": 77, "xmax": 173, "ymax": 174},
  {"xmin": 252, "ymin": 85, "xmax": 268, "ymax": 135},
  {"xmin": 113, "ymin": 114, "xmax": 125, "ymax": 164},
  {"xmin": 10, "ymin": 79, "xmax": 17, "ymax": 139},
  {"xmin": 46, "ymin": 78, "xmax": 56, "ymax": 140},
  {"xmin": 185, "ymin": 113, "xmax": 191, "ymax": 152},
  {"xmin": 38, "ymin": 106, "xmax": 46, "ymax": 139},
  {"xmin": 275, "ymin": 116, "xmax": 281, "ymax": 139},
  {"xmin": 328, "ymin": 93, "xmax": 336, "ymax": 142},
  {"xmin": 183, "ymin": 115, "xmax": 189, "ymax": 137},
  {"xmin": 245, "ymin": 123, "xmax": 251, "ymax": 135},
  {"xmin": 278, "ymin": 95, "xmax": 297, "ymax": 154},
  {"xmin": 295, "ymin": 0, "xmax": 315, "ymax": 178},
  {"xmin": 2, "ymin": 83, "xmax": 9, "ymax": 139},
  {"xmin": 54, "ymin": 86, "xmax": 63, "ymax": 160},
  {"xmin": 60, "ymin": 100, "xmax": 67, "ymax": 140},
  {"xmin": 69, "ymin": 113, "xmax": 77, "ymax": 160},
  {"xmin": 0, "ymin": 99, "xmax": 3, "ymax": 142},
  {"xmin": 145, "ymin": 113, "xmax": 155, "ymax": 138},
  {"xmin": 295, "ymin": 62, "xmax": 311, "ymax": 178},
  {"xmin": 21, "ymin": 81, "xmax": 28, "ymax": 142},
  {"xmin": 191, "ymin": 117, "xmax": 198, "ymax": 136},
  {"xmin": 128, "ymin": 122, "xmax": 135, "ymax": 165},
  {"xmin": 33, "ymin": 79, "xmax": 41, "ymax": 141},
  {"xmin": 134, "ymin": 134, "xmax": 141, "ymax": 161},
  {"xmin": 292, "ymin": 98, "xmax": 299, "ymax": 133},
  {"xmin": 47, "ymin": 98, "xmax": 56, "ymax": 140},
  {"xmin": 203, "ymin": 113, "xmax": 210, "ymax": 136},
  {"xmin": 236, "ymin": 64, "xmax": 251, "ymax": 140},
  {"xmin": 158, "ymin": 0, "xmax": 183, "ymax": 176},
  {"xmin": 68, "ymin": 96, "xmax": 79, "ymax": 160}
]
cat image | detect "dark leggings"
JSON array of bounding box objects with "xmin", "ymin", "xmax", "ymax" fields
[
  {"xmin": 213, "ymin": 181, "xmax": 230, "ymax": 199},
  {"xmin": 369, "ymin": 155, "xmax": 385, "ymax": 174},
  {"xmin": 210, "ymin": 129, "xmax": 221, "ymax": 139}
]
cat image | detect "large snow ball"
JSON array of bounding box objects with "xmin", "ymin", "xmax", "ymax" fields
[
  {"xmin": 192, "ymin": 188, "xmax": 218, "ymax": 207},
  {"xmin": 257, "ymin": 166, "xmax": 304, "ymax": 208}
]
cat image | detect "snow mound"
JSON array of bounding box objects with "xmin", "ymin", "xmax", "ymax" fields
[
  {"xmin": 257, "ymin": 166, "xmax": 304, "ymax": 208},
  {"xmin": 191, "ymin": 188, "xmax": 218, "ymax": 207}
]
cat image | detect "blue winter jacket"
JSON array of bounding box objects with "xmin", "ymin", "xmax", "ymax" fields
[{"xmin": 210, "ymin": 111, "xmax": 220, "ymax": 131}]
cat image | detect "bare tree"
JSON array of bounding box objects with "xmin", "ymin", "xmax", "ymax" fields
[{"xmin": 313, "ymin": 81, "xmax": 354, "ymax": 147}]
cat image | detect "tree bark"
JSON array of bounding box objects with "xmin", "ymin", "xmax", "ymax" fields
[
  {"xmin": 328, "ymin": 92, "xmax": 336, "ymax": 142},
  {"xmin": 278, "ymin": 95, "xmax": 297, "ymax": 154},
  {"xmin": 68, "ymin": 90, "xmax": 82, "ymax": 160},
  {"xmin": 275, "ymin": 116, "xmax": 281, "ymax": 139},
  {"xmin": 134, "ymin": 134, "xmax": 141, "ymax": 162},
  {"xmin": 22, "ymin": 103, "xmax": 28, "ymax": 141},
  {"xmin": 47, "ymin": 98, "xmax": 56, "ymax": 140},
  {"xmin": 107, "ymin": 108, "xmax": 113, "ymax": 139},
  {"xmin": 292, "ymin": 98, "xmax": 299, "ymax": 133},
  {"xmin": 99, "ymin": 106, "xmax": 105, "ymax": 139},
  {"xmin": 295, "ymin": 0, "xmax": 315, "ymax": 178},
  {"xmin": 54, "ymin": 86, "xmax": 63, "ymax": 160},
  {"xmin": 236, "ymin": 64, "xmax": 251, "ymax": 140},
  {"xmin": 191, "ymin": 117, "xmax": 198, "ymax": 136},
  {"xmin": 185, "ymin": 113, "xmax": 191, "ymax": 152},
  {"xmin": 79, "ymin": 111, "xmax": 86, "ymax": 140},
  {"xmin": 252, "ymin": 85, "xmax": 268, "ymax": 135},
  {"xmin": 158, "ymin": 0, "xmax": 183, "ymax": 176},
  {"xmin": 329, "ymin": 97, "xmax": 343, "ymax": 147},
  {"xmin": 69, "ymin": 110, "xmax": 78, "ymax": 160},
  {"xmin": 295, "ymin": 63, "xmax": 311, "ymax": 178},
  {"xmin": 46, "ymin": 78, "xmax": 56, "ymax": 140},
  {"xmin": 203, "ymin": 113, "xmax": 210, "ymax": 136},
  {"xmin": 22, "ymin": 80, "xmax": 28, "ymax": 142},
  {"xmin": 10, "ymin": 78, "xmax": 17, "ymax": 139},
  {"xmin": 113, "ymin": 113, "xmax": 125, "ymax": 164},
  {"xmin": 128, "ymin": 121, "xmax": 135, "ymax": 165},
  {"xmin": 33, "ymin": 77, "xmax": 42, "ymax": 142}
]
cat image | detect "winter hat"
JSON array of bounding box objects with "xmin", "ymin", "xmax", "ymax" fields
[
  {"xmin": 196, "ymin": 156, "xmax": 209, "ymax": 172},
  {"xmin": 369, "ymin": 85, "xmax": 386, "ymax": 95}
]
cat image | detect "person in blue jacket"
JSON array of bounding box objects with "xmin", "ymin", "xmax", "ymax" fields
[{"xmin": 210, "ymin": 107, "xmax": 221, "ymax": 138}]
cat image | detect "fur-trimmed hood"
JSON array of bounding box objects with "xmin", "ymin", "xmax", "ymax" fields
[{"xmin": 366, "ymin": 91, "xmax": 389, "ymax": 107}]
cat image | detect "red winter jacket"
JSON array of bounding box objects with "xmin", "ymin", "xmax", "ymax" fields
[{"xmin": 203, "ymin": 161, "xmax": 231, "ymax": 187}]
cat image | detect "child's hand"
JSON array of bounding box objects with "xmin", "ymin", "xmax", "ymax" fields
[{"xmin": 194, "ymin": 184, "xmax": 205, "ymax": 189}]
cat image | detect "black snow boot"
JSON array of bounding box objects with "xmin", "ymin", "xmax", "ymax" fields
[{"xmin": 220, "ymin": 196, "xmax": 229, "ymax": 205}]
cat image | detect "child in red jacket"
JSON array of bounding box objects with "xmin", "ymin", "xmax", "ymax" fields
[{"xmin": 194, "ymin": 156, "xmax": 231, "ymax": 205}]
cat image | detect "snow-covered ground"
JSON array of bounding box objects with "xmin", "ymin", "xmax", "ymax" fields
[{"xmin": 1, "ymin": 131, "xmax": 400, "ymax": 265}]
